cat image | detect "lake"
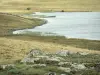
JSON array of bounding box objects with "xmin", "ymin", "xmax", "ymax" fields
[{"xmin": 13, "ymin": 12, "xmax": 100, "ymax": 40}]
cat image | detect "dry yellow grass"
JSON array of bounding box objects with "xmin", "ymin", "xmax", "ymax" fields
[
  {"xmin": 0, "ymin": 13, "xmax": 46, "ymax": 64},
  {"xmin": 0, "ymin": 37, "xmax": 100, "ymax": 64},
  {"xmin": 0, "ymin": 13, "xmax": 45, "ymax": 36},
  {"xmin": 0, "ymin": 0, "xmax": 100, "ymax": 12}
]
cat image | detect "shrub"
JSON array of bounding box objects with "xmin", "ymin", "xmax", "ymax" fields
[
  {"xmin": 7, "ymin": 68, "xmax": 21, "ymax": 75},
  {"xmin": 82, "ymin": 70, "xmax": 100, "ymax": 75},
  {"xmin": 26, "ymin": 8, "xmax": 31, "ymax": 10},
  {"xmin": 22, "ymin": 68, "xmax": 46, "ymax": 75}
]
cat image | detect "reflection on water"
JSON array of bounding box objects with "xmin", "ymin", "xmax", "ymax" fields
[{"xmin": 13, "ymin": 12, "xmax": 100, "ymax": 40}]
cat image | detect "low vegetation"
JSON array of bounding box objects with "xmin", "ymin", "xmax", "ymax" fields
[
  {"xmin": 6, "ymin": 35, "xmax": 100, "ymax": 51},
  {"xmin": 0, "ymin": 50, "xmax": 100, "ymax": 75},
  {"xmin": 0, "ymin": 13, "xmax": 46, "ymax": 36}
]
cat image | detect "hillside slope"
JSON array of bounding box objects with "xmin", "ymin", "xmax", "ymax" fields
[
  {"xmin": 0, "ymin": 0, "xmax": 100, "ymax": 12},
  {"xmin": 0, "ymin": 13, "xmax": 45, "ymax": 35}
]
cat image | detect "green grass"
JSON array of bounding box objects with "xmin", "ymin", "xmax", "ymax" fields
[
  {"xmin": 5, "ymin": 35, "xmax": 100, "ymax": 51},
  {"xmin": 0, "ymin": 64, "xmax": 67, "ymax": 75},
  {"xmin": 61, "ymin": 54, "xmax": 100, "ymax": 63}
]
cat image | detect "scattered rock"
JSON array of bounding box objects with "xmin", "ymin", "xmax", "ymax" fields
[
  {"xmin": 71, "ymin": 63, "xmax": 86, "ymax": 70},
  {"xmin": 36, "ymin": 55, "xmax": 49, "ymax": 59},
  {"xmin": 0, "ymin": 64, "xmax": 15, "ymax": 70},
  {"xmin": 58, "ymin": 67, "xmax": 71, "ymax": 73},
  {"xmin": 21, "ymin": 49, "xmax": 44, "ymax": 63},
  {"xmin": 21, "ymin": 58, "xmax": 35, "ymax": 63},
  {"xmin": 48, "ymin": 72, "xmax": 56, "ymax": 75},
  {"xmin": 29, "ymin": 49, "xmax": 44, "ymax": 56},
  {"xmin": 29, "ymin": 64, "xmax": 46, "ymax": 67},
  {"xmin": 47, "ymin": 57, "xmax": 60, "ymax": 62},
  {"xmin": 56, "ymin": 50, "xmax": 75, "ymax": 56},
  {"xmin": 53, "ymin": 57, "xmax": 65, "ymax": 61},
  {"xmin": 61, "ymin": 74, "xmax": 66, "ymax": 75},
  {"xmin": 78, "ymin": 52, "xmax": 89, "ymax": 55},
  {"xmin": 58, "ymin": 62, "xmax": 71, "ymax": 66}
]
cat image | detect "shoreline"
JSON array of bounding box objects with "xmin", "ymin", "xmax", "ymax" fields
[
  {"xmin": 0, "ymin": 13, "xmax": 47, "ymax": 36},
  {"xmin": 13, "ymin": 12, "xmax": 100, "ymax": 41},
  {"xmin": 0, "ymin": 12, "xmax": 100, "ymax": 64}
]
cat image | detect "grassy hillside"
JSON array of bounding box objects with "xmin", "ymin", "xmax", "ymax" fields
[
  {"xmin": 0, "ymin": 13, "xmax": 45, "ymax": 36},
  {"xmin": 0, "ymin": 0, "xmax": 100, "ymax": 13},
  {"xmin": 0, "ymin": 13, "xmax": 47, "ymax": 63},
  {"xmin": 0, "ymin": 37, "xmax": 100, "ymax": 64}
]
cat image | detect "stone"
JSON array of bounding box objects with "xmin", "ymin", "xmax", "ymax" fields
[
  {"xmin": 78, "ymin": 52, "xmax": 89, "ymax": 55},
  {"xmin": 53, "ymin": 57, "xmax": 65, "ymax": 61},
  {"xmin": 33, "ymin": 64, "xmax": 46, "ymax": 67},
  {"xmin": 0, "ymin": 64, "xmax": 15, "ymax": 70},
  {"xmin": 29, "ymin": 49, "xmax": 43, "ymax": 56},
  {"xmin": 47, "ymin": 57, "xmax": 60, "ymax": 62},
  {"xmin": 58, "ymin": 62, "xmax": 71, "ymax": 66},
  {"xmin": 21, "ymin": 58, "xmax": 34, "ymax": 63},
  {"xmin": 56, "ymin": 50, "xmax": 75, "ymax": 56},
  {"xmin": 58, "ymin": 67, "xmax": 71, "ymax": 73},
  {"xmin": 48, "ymin": 72, "xmax": 56, "ymax": 75},
  {"xmin": 71, "ymin": 63, "xmax": 86, "ymax": 70},
  {"xmin": 36, "ymin": 55, "xmax": 49, "ymax": 59},
  {"xmin": 61, "ymin": 74, "xmax": 66, "ymax": 75}
]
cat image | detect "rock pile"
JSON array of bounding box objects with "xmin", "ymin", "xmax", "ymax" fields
[{"xmin": 20, "ymin": 49, "xmax": 88, "ymax": 75}]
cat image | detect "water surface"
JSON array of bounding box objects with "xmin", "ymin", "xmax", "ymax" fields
[{"xmin": 13, "ymin": 12, "xmax": 100, "ymax": 40}]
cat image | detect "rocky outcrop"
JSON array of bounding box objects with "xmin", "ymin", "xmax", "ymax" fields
[
  {"xmin": 2, "ymin": 49, "xmax": 96, "ymax": 75},
  {"xmin": 56, "ymin": 50, "xmax": 75, "ymax": 56},
  {"xmin": 0, "ymin": 64, "xmax": 15, "ymax": 70},
  {"xmin": 71, "ymin": 63, "xmax": 86, "ymax": 70},
  {"xmin": 58, "ymin": 67, "xmax": 71, "ymax": 73},
  {"xmin": 78, "ymin": 52, "xmax": 89, "ymax": 55}
]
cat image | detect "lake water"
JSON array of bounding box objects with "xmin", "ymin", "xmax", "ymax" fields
[{"xmin": 13, "ymin": 12, "xmax": 100, "ymax": 40}]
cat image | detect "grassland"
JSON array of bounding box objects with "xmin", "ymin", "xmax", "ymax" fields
[
  {"xmin": 0, "ymin": 13, "xmax": 46, "ymax": 36},
  {"xmin": 0, "ymin": 0, "xmax": 100, "ymax": 13},
  {"xmin": 0, "ymin": 13, "xmax": 46, "ymax": 63},
  {"xmin": 1, "ymin": 36, "xmax": 100, "ymax": 64}
]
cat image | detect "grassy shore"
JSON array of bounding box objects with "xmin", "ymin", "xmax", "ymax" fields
[
  {"xmin": 0, "ymin": 13, "xmax": 46, "ymax": 36},
  {"xmin": 0, "ymin": 13, "xmax": 100, "ymax": 64},
  {"xmin": 0, "ymin": 0, "xmax": 100, "ymax": 13},
  {"xmin": 6, "ymin": 35, "xmax": 100, "ymax": 51}
]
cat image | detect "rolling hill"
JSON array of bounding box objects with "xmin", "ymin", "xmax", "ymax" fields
[{"xmin": 0, "ymin": 0, "xmax": 100, "ymax": 12}]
